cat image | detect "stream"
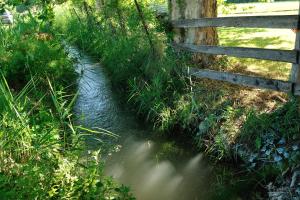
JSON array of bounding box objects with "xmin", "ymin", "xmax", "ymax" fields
[{"xmin": 67, "ymin": 46, "xmax": 213, "ymax": 200}]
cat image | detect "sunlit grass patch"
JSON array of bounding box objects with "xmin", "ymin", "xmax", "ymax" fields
[
  {"xmin": 218, "ymin": 27, "xmax": 295, "ymax": 81},
  {"xmin": 221, "ymin": 1, "xmax": 298, "ymax": 16}
]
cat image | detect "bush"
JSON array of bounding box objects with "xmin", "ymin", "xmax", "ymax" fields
[{"xmin": 0, "ymin": 15, "xmax": 76, "ymax": 90}]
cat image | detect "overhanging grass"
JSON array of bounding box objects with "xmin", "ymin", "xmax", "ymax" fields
[{"xmin": 54, "ymin": 3, "xmax": 192, "ymax": 132}]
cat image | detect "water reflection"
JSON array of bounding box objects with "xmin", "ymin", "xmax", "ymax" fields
[{"xmin": 105, "ymin": 137, "xmax": 212, "ymax": 200}]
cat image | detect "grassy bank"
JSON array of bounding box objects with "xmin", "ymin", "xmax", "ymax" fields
[
  {"xmin": 0, "ymin": 14, "xmax": 133, "ymax": 199},
  {"xmin": 55, "ymin": 2, "xmax": 192, "ymax": 132},
  {"xmin": 55, "ymin": 1, "xmax": 300, "ymax": 199}
]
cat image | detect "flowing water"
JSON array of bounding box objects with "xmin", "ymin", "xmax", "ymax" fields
[{"xmin": 67, "ymin": 46, "xmax": 213, "ymax": 200}]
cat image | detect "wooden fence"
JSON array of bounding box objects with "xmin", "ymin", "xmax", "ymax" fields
[{"xmin": 171, "ymin": 10, "xmax": 300, "ymax": 95}]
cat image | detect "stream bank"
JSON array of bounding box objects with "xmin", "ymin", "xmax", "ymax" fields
[
  {"xmin": 56, "ymin": 4, "xmax": 300, "ymax": 199},
  {"xmin": 68, "ymin": 46, "xmax": 214, "ymax": 200}
]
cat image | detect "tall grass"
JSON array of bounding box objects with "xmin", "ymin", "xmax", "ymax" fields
[
  {"xmin": 54, "ymin": 2, "xmax": 300, "ymax": 198},
  {"xmin": 0, "ymin": 76, "xmax": 134, "ymax": 199},
  {"xmin": 0, "ymin": 13, "xmax": 134, "ymax": 199},
  {"xmin": 54, "ymin": 2, "xmax": 196, "ymax": 133},
  {"xmin": 0, "ymin": 14, "xmax": 76, "ymax": 90}
]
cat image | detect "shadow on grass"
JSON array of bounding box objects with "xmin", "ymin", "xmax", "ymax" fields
[
  {"xmin": 227, "ymin": 57, "xmax": 291, "ymax": 81},
  {"xmin": 217, "ymin": 27, "xmax": 292, "ymax": 80},
  {"xmin": 218, "ymin": 28, "xmax": 287, "ymax": 49}
]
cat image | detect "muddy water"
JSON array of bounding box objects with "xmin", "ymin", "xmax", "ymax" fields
[{"xmin": 67, "ymin": 46, "xmax": 212, "ymax": 200}]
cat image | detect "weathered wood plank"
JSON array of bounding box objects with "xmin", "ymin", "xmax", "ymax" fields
[
  {"xmin": 172, "ymin": 15, "xmax": 299, "ymax": 29},
  {"xmin": 174, "ymin": 43, "xmax": 298, "ymax": 64},
  {"xmin": 189, "ymin": 68, "xmax": 293, "ymax": 93},
  {"xmin": 151, "ymin": 4, "xmax": 168, "ymax": 16}
]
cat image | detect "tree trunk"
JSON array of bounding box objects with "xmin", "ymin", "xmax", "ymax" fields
[{"xmin": 169, "ymin": 0, "xmax": 218, "ymax": 66}]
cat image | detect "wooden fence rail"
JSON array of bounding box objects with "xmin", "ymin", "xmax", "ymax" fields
[
  {"xmin": 173, "ymin": 43, "xmax": 298, "ymax": 64},
  {"xmin": 172, "ymin": 15, "xmax": 298, "ymax": 29},
  {"xmin": 189, "ymin": 68, "xmax": 293, "ymax": 93}
]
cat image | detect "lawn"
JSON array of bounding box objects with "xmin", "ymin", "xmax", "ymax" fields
[
  {"xmin": 218, "ymin": 1, "xmax": 298, "ymax": 81},
  {"xmin": 220, "ymin": 1, "xmax": 298, "ymax": 16},
  {"xmin": 218, "ymin": 27, "xmax": 295, "ymax": 80}
]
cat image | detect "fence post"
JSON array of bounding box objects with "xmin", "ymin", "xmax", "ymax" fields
[
  {"xmin": 169, "ymin": 0, "xmax": 218, "ymax": 66},
  {"xmin": 169, "ymin": 0, "xmax": 185, "ymax": 43},
  {"xmin": 291, "ymin": 3, "xmax": 300, "ymax": 95}
]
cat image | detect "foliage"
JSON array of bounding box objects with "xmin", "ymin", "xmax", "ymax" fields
[
  {"xmin": 238, "ymin": 99, "xmax": 300, "ymax": 168},
  {"xmin": 55, "ymin": 2, "xmax": 194, "ymax": 132},
  {"xmin": 0, "ymin": 77, "xmax": 134, "ymax": 199},
  {"xmin": 0, "ymin": 15, "xmax": 76, "ymax": 89},
  {"xmin": 211, "ymin": 167, "xmax": 264, "ymax": 200},
  {"xmin": 0, "ymin": 14, "xmax": 134, "ymax": 199},
  {"xmin": 217, "ymin": 0, "xmax": 237, "ymax": 15},
  {"xmin": 54, "ymin": 2, "xmax": 300, "ymax": 198}
]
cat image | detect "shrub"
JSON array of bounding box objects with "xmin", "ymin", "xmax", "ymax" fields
[{"xmin": 0, "ymin": 15, "xmax": 76, "ymax": 90}]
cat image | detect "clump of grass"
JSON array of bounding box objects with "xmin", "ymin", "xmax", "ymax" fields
[{"xmin": 0, "ymin": 76, "xmax": 134, "ymax": 199}]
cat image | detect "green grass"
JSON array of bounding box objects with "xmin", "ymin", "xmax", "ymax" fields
[
  {"xmin": 54, "ymin": 2, "xmax": 193, "ymax": 133},
  {"xmin": 220, "ymin": 1, "xmax": 298, "ymax": 16},
  {"xmin": 1, "ymin": 1, "xmax": 298, "ymax": 199},
  {"xmin": 0, "ymin": 76, "xmax": 134, "ymax": 199},
  {"xmin": 0, "ymin": 13, "xmax": 134, "ymax": 199},
  {"xmin": 54, "ymin": 1, "xmax": 300, "ymax": 160},
  {"xmin": 54, "ymin": 2, "xmax": 300, "ymax": 198},
  {"xmin": 0, "ymin": 15, "xmax": 76, "ymax": 89},
  {"xmin": 218, "ymin": 27, "xmax": 295, "ymax": 80},
  {"xmin": 218, "ymin": 1, "xmax": 297, "ymax": 81}
]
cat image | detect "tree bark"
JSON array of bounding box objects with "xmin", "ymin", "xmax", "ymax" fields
[{"xmin": 169, "ymin": 0, "xmax": 218, "ymax": 66}]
